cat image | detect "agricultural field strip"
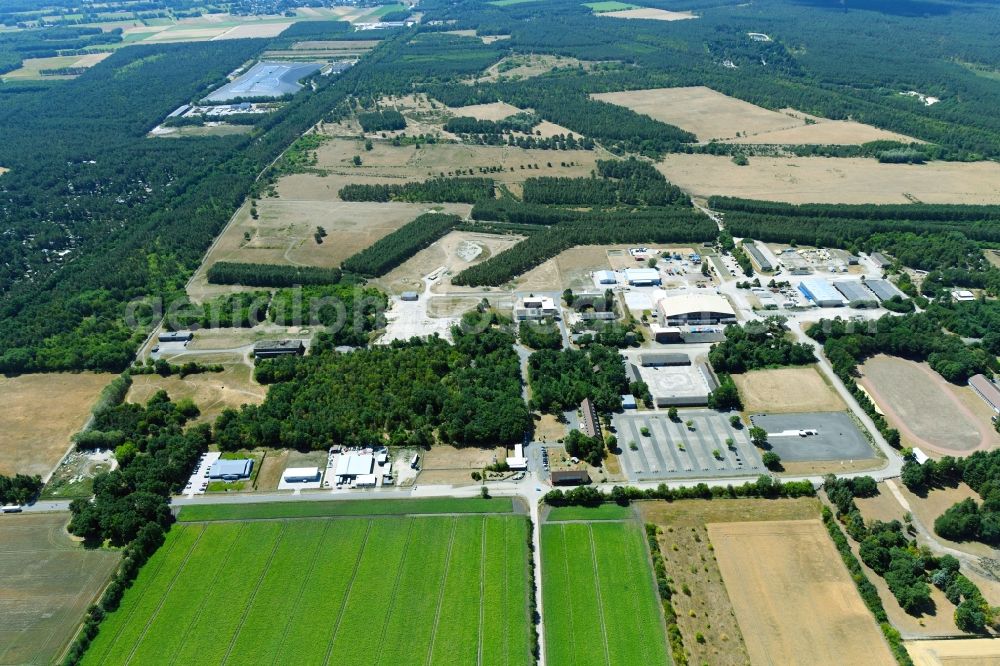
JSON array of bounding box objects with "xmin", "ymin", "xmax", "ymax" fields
[
  {"xmin": 91, "ymin": 527, "xmax": 205, "ymax": 663},
  {"xmin": 125, "ymin": 523, "xmax": 244, "ymax": 665},
  {"xmin": 268, "ymin": 521, "xmax": 332, "ymax": 662},
  {"xmin": 220, "ymin": 522, "xmax": 290, "ymax": 665},
  {"xmin": 424, "ymin": 517, "xmax": 461, "ymax": 665},
  {"xmin": 370, "ymin": 519, "xmax": 416, "ymax": 665},
  {"xmin": 587, "ymin": 527, "xmax": 613, "ymax": 666},
  {"xmin": 79, "ymin": 525, "xmax": 194, "ymax": 656},
  {"xmin": 321, "ymin": 519, "xmax": 375, "ymax": 665},
  {"xmin": 479, "ymin": 516, "xmax": 487, "ymax": 666},
  {"xmin": 430, "ymin": 519, "xmax": 486, "ymax": 664}
]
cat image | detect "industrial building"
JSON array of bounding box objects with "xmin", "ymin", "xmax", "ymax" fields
[
  {"xmin": 797, "ymin": 278, "xmax": 847, "ymax": 307},
  {"xmin": 744, "ymin": 242, "xmax": 774, "ymax": 272},
  {"xmin": 833, "ymin": 280, "xmax": 879, "ymax": 307},
  {"xmin": 864, "ymin": 279, "xmax": 907, "ymax": 302},
  {"xmin": 639, "ymin": 352, "xmax": 690, "ymax": 367},
  {"xmin": 650, "ymin": 325, "xmax": 682, "ymax": 343},
  {"xmin": 550, "ymin": 470, "xmax": 591, "ymax": 486},
  {"xmin": 656, "ymin": 293, "xmax": 737, "ymax": 326},
  {"xmin": 506, "ymin": 444, "xmax": 527, "ymax": 471},
  {"xmin": 624, "ymin": 268, "xmax": 662, "ymax": 286},
  {"xmin": 283, "ymin": 467, "xmax": 321, "ymax": 483},
  {"xmin": 594, "ymin": 270, "xmax": 617, "ymax": 285},
  {"xmin": 334, "ymin": 453, "xmax": 375, "ymax": 484},
  {"xmin": 581, "ymin": 398, "xmax": 602, "ymax": 439},
  {"xmin": 159, "ymin": 330, "xmax": 193, "ymax": 343},
  {"xmin": 208, "ymin": 458, "xmax": 253, "ymax": 481},
  {"xmin": 970, "ymin": 375, "xmax": 1000, "ymax": 415},
  {"xmin": 253, "ymin": 339, "xmax": 305, "ymax": 358},
  {"xmin": 513, "ymin": 295, "xmax": 558, "ymax": 320},
  {"xmin": 952, "ymin": 290, "xmax": 976, "ymax": 302},
  {"xmin": 870, "ymin": 252, "xmax": 893, "ymax": 270}
]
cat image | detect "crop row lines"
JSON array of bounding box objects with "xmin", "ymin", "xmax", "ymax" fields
[
  {"xmin": 372, "ymin": 518, "xmax": 416, "ymax": 666},
  {"xmin": 322, "ymin": 518, "xmax": 375, "ymax": 666},
  {"xmin": 424, "ymin": 516, "xmax": 460, "ymax": 666}
]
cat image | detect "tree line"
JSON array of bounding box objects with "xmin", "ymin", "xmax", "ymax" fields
[
  {"xmin": 206, "ymin": 262, "xmax": 343, "ymax": 287},
  {"xmin": 522, "ymin": 159, "xmax": 688, "ymax": 207},
  {"xmin": 0, "ymin": 474, "xmax": 42, "ymax": 505},
  {"xmin": 338, "ymin": 177, "xmax": 495, "ymax": 203},
  {"xmin": 342, "ymin": 213, "xmax": 460, "ymax": 276}
]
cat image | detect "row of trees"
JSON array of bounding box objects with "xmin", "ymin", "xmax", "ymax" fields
[
  {"xmin": 169, "ymin": 292, "xmax": 271, "ymax": 329},
  {"xmin": 206, "ymin": 262, "xmax": 343, "ymax": 287},
  {"xmin": 342, "ymin": 213, "xmax": 459, "ymax": 276},
  {"xmin": 338, "ymin": 177, "xmax": 494, "ymax": 203},
  {"xmin": 542, "ymin": 474, "xmax": 816, "ymax": 507}
]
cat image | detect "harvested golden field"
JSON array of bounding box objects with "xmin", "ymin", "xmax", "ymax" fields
[
  {"xmin": 710, "ymin": 519, "xmax": 896, "ymax": 666},
  {"xmin": 859, "ymin": 355, "xmax": 997, "ymax": 455},
  {"xmin": 515, "ymin": 245, "xmax": 618, "ymax": 292},
  {"xmin": 598, "ymin": 8, "xmax": 696, "ymax": 20},
  {"xmin": 592, "ymin": 87, "xmax": 914, "ymax": 144},
  {"xmin": 127, "ymin": 364, "xmax": 265, "ymax": 425},
  {"xmin": 640, "ymin": 498, "xmax": 820, "ymax": 666},
  {"xmin": 897, "ymin": 482, "xmax": 997, "ymax": 559},
  {"xmin": 907, "ymin": 639, "xmax": 1000, "ymax": 666},
  {"xmin": 733, "ymin": 366, "xmax": 845, "ymax": 413},
  {"xmin": 657, "ymin": 154, "xmax": 1000, "ymax": 204},
  {"xmin": 1, "ymin": 53, "xmax": 109, "ymax": 80},
  {"xmin": 0, "ymin": 372, "xmax": 113, "ymax": 478}
]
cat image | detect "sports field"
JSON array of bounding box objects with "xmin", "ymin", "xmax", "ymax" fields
[
  {"xmin": 732, "ymin": 366, "xmax": 845, "ymax": 413},
  {"xmin": 541, "ymin": 521, "xmax": 669, "ymax": 666},
  {"xmin": 177, "ymin": 496, "xmax": 515, "ymax": 521},
  {"xmin": 81, "ymin": 515, "xmax": 533, "ymax": 666},
  {"xmin": 0, "ymin": 513, "xmax": 120, "ymax": 666},
  {"xmin": 709, "ymin": 519, "xmax": 895, "ymax": 666}
]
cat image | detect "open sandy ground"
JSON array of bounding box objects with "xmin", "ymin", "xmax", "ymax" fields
[
  {"xmin": 710, "ymin": 519, "xmax": 897, "ymax": 666},
  {"xmin": 474, "ymin": 54, "xmax": 591, "ymax": 82},
  {"xmin": 0, "ymin": 373, "xmax": 114, "ymax": 478},
  {"xmin": 598, "ymin": 8, "xmax": 697, "ymax": 20},
  {"xmin": 906, "ymin": 639, "xmax": 1000, "ymax": 666},
  {"xmin": 658, "ymin": 155, "xmax": 1000, "ymax": 204},
  {"xmin": 448, "ymin": 101, "xmax": 522, "ymax": 120},
  {"xmin": 127, "ymin": 364, "xmax": 265, "ymax": 426},
  {"xmin": 733, "ymin": 366, "xmax": 846, "ymax": 413},
  {"xmin": 592, "ymin": 87, "xmax": 915, "ymax": 144},
  {"xmin": 859, "ymin": 355, "xmax": 997, "ymax": 456}
]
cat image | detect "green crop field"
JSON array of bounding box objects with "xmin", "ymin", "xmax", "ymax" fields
[
  {"xmin": 583, "ymin": 1, "xmax": 639, "ymax": 12},
  {"xmin": 542, "ymin": 521, "xmax": 670, "ymax": 666},
  {"xmin": 177, "ymin": 496, "xmax": 514, "ymax": 521},
  {"xmin": 80, "ymin": 515, "xmax": 533, "ymax": 666},
  {"xmin": 546, "ymin": 504, "xmax": 632, "ymax": 521}
]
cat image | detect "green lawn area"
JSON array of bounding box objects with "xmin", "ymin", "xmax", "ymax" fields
[
  {"xmin": 546, "ymin": 504, "xmax": 632, "ymax": 521},
  {"xmin": 81, "ymin": 515, "xmax": 533, "ymax": 665},
  {"xmin": 542, "ymin": 521, "xmax": 670, "ymax": 665},
  {"xmin": 584, "ymin": 1, "xmax": 640, "ymax": 11},
  {"xmin": 177, "ymin": 496, "xmax": 514, "ymax": 521}
]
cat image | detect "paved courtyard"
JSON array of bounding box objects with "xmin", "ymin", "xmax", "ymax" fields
[
  {"xmin": 749, "ymin": 412, "xmax": 875, "ymax": 461},
  {"xmin": 612, "ymin": 409, "xmax": 764, "ymax": 481}
]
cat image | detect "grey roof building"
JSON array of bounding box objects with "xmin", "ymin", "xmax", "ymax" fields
[
  {"xmin": 744, "ymin": 242, "xmax": 774, "ymax": 272},
  {"xmin": 253, "ymin": 340, "xmax": 305, "ymax": 358},
  {"xmin": 209, "ymin": 459, "xmax": 253, "ymax": 480},
  {"xmin": 833, "ymin": 280, "xmax": 879, "ymax": 306},
  {"xmin": 864, "ymin": 279, "xmax": 907, "ymax": 302},
  {"xmin": 970, "ymin": 375, "xmax": 1000, "ymax": 415},
  {"xmin": 639, "ymin": 352, "xmax": 691, "ymax": 367}
]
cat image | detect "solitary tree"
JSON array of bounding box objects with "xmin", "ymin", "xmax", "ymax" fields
[
  {"xmin": 762, "ymin": 451, "xmax": 782, "ymax": 471},
  {"xmin": 749, "ymin": 426, "xmax": 768, "ymax": 448}
]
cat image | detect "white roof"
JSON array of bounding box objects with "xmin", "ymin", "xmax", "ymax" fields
[
  {"xmin": 799, "ymin": 278, "xmax": 846, "ymax": 304},
  {"xmin": 382, "ymin": 462, "xmax": 392, "ymax": 474},
  {"xmin": 335, "ymin": 454, "xmax": 374, "ymax": 477},
  {"xmin": 506, "ymin": 457, "xmax": 528, "ymax": 470},
  {"xmin": 355, "ymin": 474, "xmax": 378, "ymax": 485},
  {"xmin": 953, "ymin": 290, "xmax": 975, "ymax": 301},
  {"xmin": 657, "ymin": 293, "xmax": 735, "ymax": 318},
  {"xmin": 284, "ymin": 467, "xmax": 320, "ymax": 480},
  {"xmin": 517, "ymin": 295, "xmax": 556, "ymax": 309},
  {"xmin": 624, "ymin": 268, "xmax": 660, "ymax": 281},
  {"xmin": 912, "ymin": 447, "xmax": 929, "ymax": 464},
  {"xmin": 595, "ymin": 270, "xmax": 617, "ymax": 281},
  {"xmin": 514, "ymin": 444, "xmax": 523, "ymax": 458}
]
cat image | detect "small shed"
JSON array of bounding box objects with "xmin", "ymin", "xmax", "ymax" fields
[
  {"xmin": 551, "ymin": 470, "xmax": 592, "ymax": 486},
  {"xmin": 401, "ymin": 291, "xmax": 419, "ymax": 301}
]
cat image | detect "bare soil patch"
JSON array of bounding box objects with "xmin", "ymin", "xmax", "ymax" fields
[
  {"xmin": 598, "ymin": 8, "xmax": 696, "ymax": 20},
  {"xmin": 657, "ymin": 155, "xmax": 1000, "ymax": 204},
  {"xmin": 253, "ymin": 449, "xmax": 289, "ymax": 491},
  {"xmin": 906, "ymin": 639, "xmax": 1000, "ymax": 666},
  {"xmin": 733, "ymin": 366, "xmax": 845, "ymax": 413},
  {"xmin": 534, "ymin": 414, "xmax": 567, "ymax": 443},
  {"xmin": 0, "ymin": 513, "xmax": 120, "ymax": 666},
  {"xmin": 859, "ymin": 355, "xmax": 990, "ymax": 455},
  {"xmin": 448, "ymin": 101, "xmax": 522, "ymax": 120},
  {"xmin": 0, "ymin": 372, "xmax": 114, "ymax": 478},
  {"xmin": 711, "ymin": 519, "xmax": 896, "ymax": 666},
  {"xmin": 640, "ymin": 498, "xmax": 820, "ymax": 666},
  {"xmin": 515, "ymin": 244, "xmax": 620, "ymax": 292},
  {"xmin": 474, "ymin": 54, "xmax": 591, "ymax": 82},
  {"xmin": 127, "ymin": 364, "xmax": 265, "ymax": 426}
]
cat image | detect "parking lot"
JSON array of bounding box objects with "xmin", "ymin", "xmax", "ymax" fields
[
  {"xmin": 181, "ymin": 451, "xmax": 220, "ymax": 496},
  {"xmin": 612, "ymin": 410, "xmax": 763, "ymax": 481},
  {"xmin": 749, "ymin": 412, "xmax": 875, "ymax": 461}
]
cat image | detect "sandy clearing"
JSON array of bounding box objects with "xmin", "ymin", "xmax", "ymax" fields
[
  {"xmin": 448, "ymin": 101, "xmax": 523, "ymax": 121},
  {"xmin": 127, "ymin": 365, "xmax": 265, "ymax": 425},
  {"xmin": 733, "ymin": 366, "xmax": 846, "ymax": 413},
  {"xmin": 710, "ymin": 519, "xmax": 896, "ymax": 666},
  {"xmin": 657, "ymin": 154, "xmax": 1000, "ymax": 204},
  {"xmin": 598, "ymin": 8, "xmax": 696, "ymax": 20},
  {"xmin": 72, "ymin": 52, "xmax": 111, "ymax": 67},
  {"xmin": 859, "ymin": 355, "xmax": 994, "ymax": 455},
  {"xmin": 906, "ymin": 639, "xmax": 1000, "ymax": 666},
  {"xmin": 212, "ymin": 22, "xmax": 293, "ymax": 39},
  {"xmin": 0, "ymin": 373, "xmax": 114, "ymax": 478}
]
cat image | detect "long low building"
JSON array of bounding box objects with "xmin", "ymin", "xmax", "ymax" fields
[
  {"xmin": 970, "ymin": 375, "xmax": 1000, "ymax": 415},
  {"xmin": 624, "ymin": 268, "xmax": 662, "ymax": 286},
  {"xmin": 833, "ymin": 280, "xmax": 878, "ymax": 307},
  {"xmin": 639, "ymin": 352, "xmax": 690, "ymax": 367},
  {"xmin": 209, "ymin": 458, "xmax": 253, "ymax": 480},
  {"xmin": 253, "ymin": 339, "xmax": 305, "ymax": 358},
  {"xmin": 657, "ymin": 293, "xmax": 737, "ymax": 326},
  {"xmin": 798, "ymin": 278, "xmax": 846, "ymax": 307},
  {"xmin": 744, "ymin": 242, "xmax": 774, "ymax": 272},
  {"xmin": 283, "ymin": 467, "xmax": 321, "ymax": 483},
  {"xmin": 864, "ymin": 279, "xmax": 907, "ymax": 302}
]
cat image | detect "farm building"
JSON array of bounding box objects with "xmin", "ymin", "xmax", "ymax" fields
[
  {"xmin": 594, "ymin": 270, "xmax": 617, "ymax": 284},
  {"xmin": 639, "ymin": 352, "xmax": 690, "ymax": 367},
  {"xmin": 656, "ymin": 293, "xmax": 736, "ymax": 326},
  {"xmin": 334, "ymin": 453, "xmax": 375, "ymax": 483},
  {"xmin": 744, "ymin": 242, "xmax": 774, "ymax": 272},
  {"xmin": 283, "ymin": 467, "xmax": 321, "ymax": 483},
  {"xmin": 833, "ymin": 280, "xmax": 878, "ymax": 307},
  {"xmin": 970, "ymin": 375, "xmax": 1000, "ymax": 415},
  {"xmin": 624, "ymin": 268, "xmax": 662, "ymax": 286},
  {"xmin": 797, "ymin": 279, "xmax": 846, "ymax": 307},
  {"xmin": 581, "ymin": 398, "xmax": 602, "ymax": 439},
  {"xmin": 253, "ymin": 339, "xmax": 305, "ymax": 358},
  {"xmin": 158, "ymin": 330, "xmax": 193, "ymax": 343},
  {"xmin": 650, "ymin": 324, "xmax": 683, "ymax": 343},
  {"xmin": 400, "ymin": 291, "xmax": 419, "ymax": 301},
  {"xmin": 514, "ymin": 295, "xmax": 558, "ymax": 321},
  {"xmin": 551, "ymin": 470, "xmax": 592, "ymax": 486},
  {"xmin": 870, "ymin": 252, "xmax": 893, "ymax": 269},
  {"xmin": 865, "ymin": 279, "xmax": 907, "ymax": 302},
  {"xmin": 208, "ymin": 458, "xmax": 253, "ymax": 481}
]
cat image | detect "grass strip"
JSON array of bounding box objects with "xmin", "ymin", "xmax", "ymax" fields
[{"xmin": 177, "ymin": 497, "xmax": 513, "ymax": 521}]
